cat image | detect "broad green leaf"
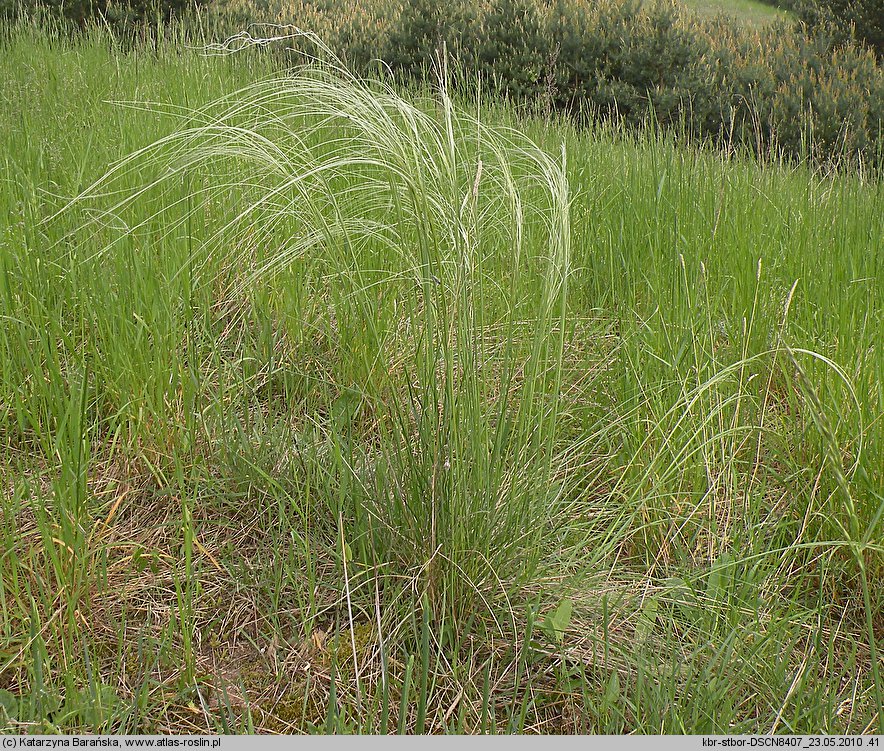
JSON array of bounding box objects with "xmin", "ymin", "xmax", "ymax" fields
[
  {"xmin": 603, "ymin": 671, "xmax": 620, "ymax": 708},
  {"xmin": 542, "ymin": 598, "xmax": 573, "ymax": 643}
]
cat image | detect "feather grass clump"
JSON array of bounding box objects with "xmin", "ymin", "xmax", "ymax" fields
[{"xmin": 66, "ymin": 46, "xmax": 572, "ymax": 624}]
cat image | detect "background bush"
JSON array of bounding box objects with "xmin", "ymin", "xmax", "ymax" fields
[
  {"xmin": 9, "ymin": 0, "xmax": 882, "ymax": 172},
  {"xmin": 550, "ymin": 0, "xmax": 881, "ymax": 170},
  {"xmin": 2, "ymin": 0, "xmax": 209, "ymax": 27},
  {"xmin": 762, "ymin": 0, "xmax": 882, "ymax": 58},
  {"xmin": 210, "ymin": 0, "xmax": 881, "ymax": 172}
]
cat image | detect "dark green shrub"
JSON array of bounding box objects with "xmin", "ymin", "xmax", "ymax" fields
[
  {"xmin": 473, "ymin": 0, "xmax": 548, "ymax": 100},
  {"xmin": 384, "ymin": 0, "xmax": 476, "ymax": 80},
  {"xmin": 208, "ymin": 0, "xmax": 883, "ymax": 173},
  {"xmin": 7, "ymin": 0, "xmax": 208, "ymax": 26},
  {"xmin": 547, "ymin": 0, "xmax": 713, "ymax": 130},
  {"xmin": 547, "ymin": 0, "xmax": 635, "ymax": 115},
  {"xmin": 546, "ymin": 0, "xmax": 607, "ymax": 109},
  {"xmin": 604, "ymin": 1, "xmax": 712, "ymax": 128},
  {"xmin": 792, "ymin": 0, "xmax": 882, "ymax": 58},
  {"xmin": 698, "ymin": 24, "xmax": 882, "ymax": 168},
  {"xmin": 384, "ymin": 0, "xmax": 443, "ymax": 75}
]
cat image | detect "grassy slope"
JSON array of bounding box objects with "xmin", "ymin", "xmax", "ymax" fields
[
  {"xmin": 0, "ymin": 27, "xmax": 882, "ymax": 734},
  {"xmin": 676, "ymin": 0, "xmax": 789, "ymax": 24}
]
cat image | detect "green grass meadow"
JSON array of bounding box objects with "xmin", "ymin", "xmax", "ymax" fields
[
  {"xmin": 675, "ymin": 0, "xmax": 788, "ymax": 24},
  {"xmin": 0, "ymin": 24, "xmax": 883, "ymax": 734}
]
